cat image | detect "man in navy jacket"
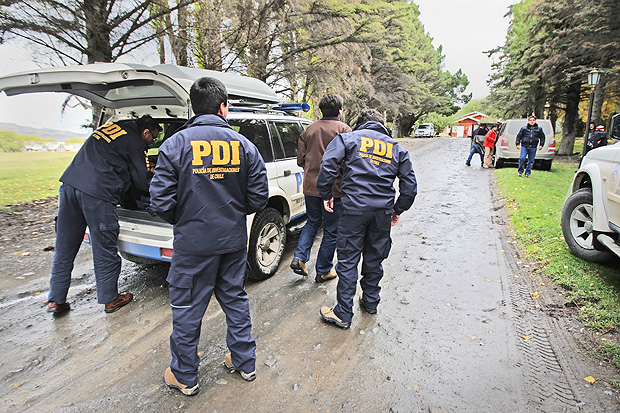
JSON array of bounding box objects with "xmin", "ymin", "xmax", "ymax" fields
[
  {"xmin": 47, "ymin": 115, "xmax": 160, "ymax": 315},
  {"xmin": 317, "ymin": 109, "xmax": 417, "ymax": 328},
  {"xmin": 150, "ymin": 77, "xmax": 268, "ymax": 396},
  {"xmin": 515, "ymin": 115, "xmax": 546, "ymax": 177}
]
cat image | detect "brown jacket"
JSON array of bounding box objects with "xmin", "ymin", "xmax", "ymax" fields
[{"xmin": 297, "ymin": 118, "xmax": 352, "ymax": 198}]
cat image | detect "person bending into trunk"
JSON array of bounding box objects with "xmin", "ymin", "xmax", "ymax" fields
[{"xmin": 47, "ymin": 115, "xmax": 160, "ymax": 315}]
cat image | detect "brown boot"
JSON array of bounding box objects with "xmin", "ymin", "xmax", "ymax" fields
[
  {"xmin": 104, "ymin": 292, "xmax": 133, "ymax": 313},
  {"xmin": 164, "ymin": 367, "xmax": 199, "ymax": 396},
  {"xmin": 47, "ymin": 301, "xmax": 70, "ymax": 314}
]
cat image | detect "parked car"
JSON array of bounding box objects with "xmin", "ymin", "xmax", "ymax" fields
[
  {"xmin": 414, "ymin": 123, "xmax": 435, "ymax": 138},
  {"xmin": 561, "ymin": 113, "xmax": 620, "ymax": 262},
  {"xmin": 0, "ymin": 63, "xmax": 310, "ymax": 280},
  {"xmin": 494, "ymin": 118, "xmax": 556, "ymax": 170}
]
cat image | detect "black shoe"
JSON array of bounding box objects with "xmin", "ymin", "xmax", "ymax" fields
[
  {"xmin": 465, "ymin": 162, "xmax": 471, "ymax": 166},
  {"xmin": 359, "ymin": 293, "xmax": 377, "ymax": 314},
  {"xmin": 290, "ymin": 258, "xmax": 308, "ymax": 276}
]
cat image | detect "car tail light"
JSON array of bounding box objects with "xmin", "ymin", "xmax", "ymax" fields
[
  {"xmin": 548, "ymin": 138, "xmax": 556, "ymax": 152},
  {"xmin": 83, "ymin": 233, "xmax": 90, "ymax": 242},
  {"xmin": 500, "ymin": 137, "xmax": 508, "ymax": 148},
  {"xmin": 161, "ymin": 248, "xmax": 174, "ymax": 259}
]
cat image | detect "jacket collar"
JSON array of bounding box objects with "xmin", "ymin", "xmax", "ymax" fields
[
  {"xmin": 321, "ymin": 116, "xmax": 342, "ymax": 121},
  {"xmin": 354, "ymin": 121, "xmax": 391, "ymax": 136},
  {"xmin": 179, "ymin": 113, "xmax": 232, "ymax": 132}
]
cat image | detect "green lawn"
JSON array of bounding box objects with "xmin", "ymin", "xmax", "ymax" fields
[
  {"xmin": 496, "ymin": 161, "xmax": 620, "ymax": 369},
  {"xmin": 0, "ymin": 152, "xmax": 76, "ymax": 207}
]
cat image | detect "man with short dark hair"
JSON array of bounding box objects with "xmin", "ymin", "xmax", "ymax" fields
[
  {"xmin": 150, "ymin": 77, "xmax": 268, "ymax": 396},
  {"xmin": 317, "ymin": 109, "xmax": 417, "ymax": 328},
  {"xmin": 516, "ymin": 115, "xmax": 546, "ymax": 177},
  {"xmin": 291, "ymin": 93, "xmax": 352, "ymax": 282},
  {"xmin": 47, "ymin": 115, "xmax": 160, "ymax": 315}
]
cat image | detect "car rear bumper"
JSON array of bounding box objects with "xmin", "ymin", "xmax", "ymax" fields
[{"xmin": 496, "ymin": 148, "xmax": 555, "ymax": 161}]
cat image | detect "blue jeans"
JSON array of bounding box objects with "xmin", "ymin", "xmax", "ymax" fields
[
  {"xmin": 49, "ymin": 184, "xmax": 122, "ymax": 305},
  {"xmin": 466, "ymin": 145, "xmax": 483, "ymax": 165},
  {"xmin": 518, "ymin": 146, "xmax": 537, "ymax": 175},
  {"xmin": 294, "ymin": 195, "xmax": 341, "ymax": 275}
]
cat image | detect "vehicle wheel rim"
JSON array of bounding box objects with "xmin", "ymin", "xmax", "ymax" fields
[
  {"xmin": 257, "ymin": 223, "xmax": 281, "ymax": 266},
  {"xmin": 569, "ymin": 202, "xmax": 595, "ymax": 250}
]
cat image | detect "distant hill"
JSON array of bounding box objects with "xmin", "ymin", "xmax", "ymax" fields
[{"xmin": 0, "ymin": 122, "xmax": 90, "ymax": 141}]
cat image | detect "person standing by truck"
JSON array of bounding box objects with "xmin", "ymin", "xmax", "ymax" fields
[
  {"xmin": 150, "ymin": 77, "xmax": 268, "ymax": 396},
  {"xmin": 483, "ymin": 124, "xmax": 499, "ymax": 168},
  {"xmin": 465, "ymin": 124, "xmax": 487, "ymax": 167},
  {"xmin": 516, "ymin": 115, "xmax": 546, "ymax": 177},
  {"xmin": 587, "ymin": 125, "xmax": 608, "ymax": 149},
  {"xmin": 290, "ymin": 93, "xmax": 352, "ymax": 282},
  {"xmin": 47, "ymin": 115, "xmax": 160, "ymax": 315}
]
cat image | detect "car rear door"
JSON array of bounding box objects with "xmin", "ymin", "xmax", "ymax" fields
[{"xmin": 0, "ymin": 63, "xmax": 190, "ymax": 116}]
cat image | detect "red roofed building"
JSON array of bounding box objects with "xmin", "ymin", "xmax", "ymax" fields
[{"xmin": 452, "ymin": 111, "xmax": 489, "ymax": 138}]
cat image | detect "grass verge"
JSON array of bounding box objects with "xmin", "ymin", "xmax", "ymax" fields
[
  {"xmin": 0, "ymin": 152, "xmax": 76, "ymax": 207},
  {"xmin": 495, "ymin": 161, "xmax": 620, "ymax": 370}
]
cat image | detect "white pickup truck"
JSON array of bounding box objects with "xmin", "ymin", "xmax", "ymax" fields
[
  {"xmin": 0, "ymin": 63, "xmax": 309, "ymax": 279},
  {"xmin": 561, "ymin": 113, "xmax": 620, "ymax": 262}
]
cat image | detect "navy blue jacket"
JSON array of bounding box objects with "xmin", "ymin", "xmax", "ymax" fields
[
  {"xmin": 317, "ymin": 121, "xmax": 417, "ymax": 215},
  {"xmin": 515, "ymin": 123, "xmax": 546, "ymax": 148},
  {"xmin": 61, "ymin": 120, "xmax": 149, "ymax": 204},
  {"xmin": 150, "ymin": 114, "xmax": 268, "ymax": 256}
]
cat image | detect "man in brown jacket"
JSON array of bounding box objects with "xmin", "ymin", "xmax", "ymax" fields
[{"xmin": 290, "ymin": 94, "xmax": 352, "ymax": 282}]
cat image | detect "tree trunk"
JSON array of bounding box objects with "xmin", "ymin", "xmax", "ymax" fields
[
  {"xmin": 171, "ymin": 3, "xmax": 188, "ymax": 66},
  {"xmin": 84, "ymin": 0, "xmax": 112, "ymax": 128},
  {"xmin": 393, "ymin": 113, "xmax": 417, "ymax": 139},
  {"xmin": 195, "ymin": 0, "xmax": 223, "ymax": 70},
  {"xmin": 557, "ymin": 82, "xmax": 581, "ymax": 156}
]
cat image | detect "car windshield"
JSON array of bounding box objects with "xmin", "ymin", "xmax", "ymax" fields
[{"xmin": 417, "ymin": 125, "xmax": 429, "ymax": 129}]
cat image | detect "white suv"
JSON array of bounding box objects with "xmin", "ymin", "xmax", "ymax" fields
[
  {"xmin": 0, "ymin": 63, "xmax": 309, "ymax": 279},
  {"xmin": 414, "ymin": 123, "xmax": 435, "ymax": 138},
  {"xmin": 561, "ymin": 113, "xmax": 620, "ymax": 262}
]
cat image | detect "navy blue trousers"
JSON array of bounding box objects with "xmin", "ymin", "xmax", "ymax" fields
[
  {"xmin": 334, "ymin": 210, "xmax": 392, "ymax": 323},
  {"xmin": 48, "ymin": 184, "xmax": 121, "ymax": 305},
  {"xmin": 168, "ymin": 248, "xmax": 255, "ymax": 386},
  {"xmin": 294, "ymin": 195, "xmax": 341, "ymax": 274}
]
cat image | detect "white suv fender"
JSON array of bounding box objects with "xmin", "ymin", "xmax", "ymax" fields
[{"xmin": 571, "ymin": 163, "xmax": 610, "ymax": 232}]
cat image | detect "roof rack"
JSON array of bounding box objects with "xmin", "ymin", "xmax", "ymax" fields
[
  {"xmin": 273, "ymin": 103, "xmax": 311, "ymax": 113},
  {"xmin": 228, "ymin": 101, "xmax": 311, "ymax": 116}
]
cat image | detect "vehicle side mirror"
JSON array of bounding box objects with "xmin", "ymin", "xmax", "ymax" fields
[{"xmin": 611, "ymin": 114, "xmax": 620, "ymax": 142}]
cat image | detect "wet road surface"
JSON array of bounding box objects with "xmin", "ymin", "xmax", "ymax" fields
[{"xmin": 1, "ymin": 137, "xmax": 618, "ymax": 412}]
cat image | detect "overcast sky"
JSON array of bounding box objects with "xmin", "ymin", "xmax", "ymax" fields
[
  {"xmin": 0, "ymin": 0, "xmax": 515, "ymax": 133},
  {"xmin": 415, "ymin": 0, "xmax": 515, "ymax": 99}
]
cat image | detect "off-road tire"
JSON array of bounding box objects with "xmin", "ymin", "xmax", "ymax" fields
[
  {"xmin": 247, "ymin": 207, "xmax": 286, "ymax": 280},
  {"xmin": 561, "ymin": 188, "xmax": 614, "ymax": 262},
  {"xmin": 494, "ymin": 157, "xmax": 504, "ymax": 169},
  {"xmin": 540, "ymin": 159, "xmax": 553, "ymax": 171}
]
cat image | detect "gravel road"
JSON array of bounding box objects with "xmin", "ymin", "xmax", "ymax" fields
[{"xmin": 1, "ymin": 137, "xmax": 618, "ymax": 412}]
